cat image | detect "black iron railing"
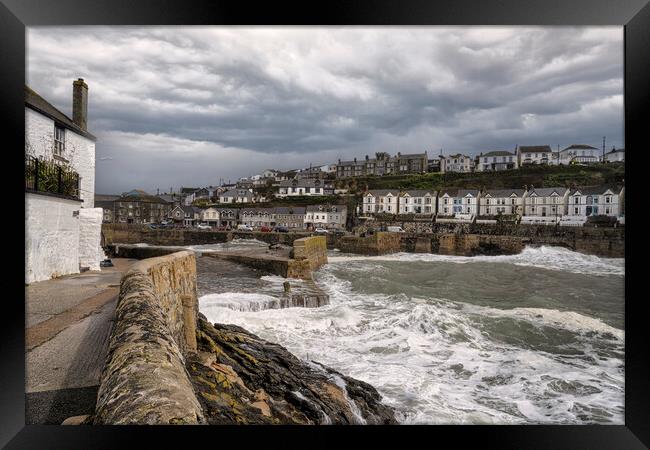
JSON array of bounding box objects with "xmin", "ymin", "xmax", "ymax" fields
[{"xmin": 25, "ymin": 154, "xmax": 81, "ymax": 200}]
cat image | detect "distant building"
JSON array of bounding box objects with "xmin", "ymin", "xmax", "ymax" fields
[
  {"xmin": 518, "ymin": 145, "xmax": 554, "ymax": 165},
  {"xmin": 479, "ymin": 189, "xmax": 527, "ymax": 216},
  {"xmin": 95, "ymin": 194, "xmax": 120, "ymax": 223},
  {"xmin": 604, "ymin": 147, "xmax": 625, "ymax": 163},
  {"xmin": 113, "ymin": 189, "xmax": 171, "ymax": 224},
  {"xmin": 439, "ymin": 154, "xmax": 473, "ymax": 173},
  {"xmin": 304, "ymin": 204, "xmax": 347, "ymax": 229},
  {"xmin": 437, "ymin": 189, "xmax": 480, "ymax": 217},
  {"xmin": 239, "ymin": 207, "xmax": 275, "ymax": 228},
  {"xmin": 219, "ymin": 188, "xmax": 254, "ymax": 204},
  {"xmin": 522, "ymin": 187, "xmax": 570, "ymax": 218},
  {"xmin": 201, "ymin": 206, "xmax": 220, "ymax": 226},
  {"xmin": 398, "ymin": 190, "xmax": 436, "ymax": 215},
  {"xmin": 182, "ymin": 206, "xmax": 202, "ymax": 226},
  {"xmin": 216, "ymin": 208, "xmax": 238, "ymax": 228},
  {"xmin": 559, "ymin": 144, "xmax": 601, "ymax": 165},
  {"xmin": 276, "ymin": 179, "xmax": 330, "ymax": 197},
  {"xmin": 273, "ymin": 206, "xmax": 307, "ymax": 229},
  {"xmin": 362, "ymin": 190, "xmax": 400, "ymax": 214},
  {"xmin": 567, "ymin": 185, "xmax": 624, "ymax": 218},
  {"xmin": 475, "ymin": 151, "xmax": 518, "ymax": 171},
  {"xmin": 336, "ymin": 151, "xmax": 428, "ymax": 178}
]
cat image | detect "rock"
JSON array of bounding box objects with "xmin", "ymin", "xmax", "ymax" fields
[
  {"xmin": 61, "ymin": 415, "xmax": 91, "ymax": 425},
  {"xmin": 188, "ymin": 315, "xmax": 397, "ymax": 425}
]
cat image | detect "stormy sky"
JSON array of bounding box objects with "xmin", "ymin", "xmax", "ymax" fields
[{"xmin": 26, "ymin": 27, "xmax": 623, "ymax": 195}]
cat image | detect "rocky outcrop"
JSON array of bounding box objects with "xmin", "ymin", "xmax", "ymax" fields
[{"xmin": 189, "ymin": 315, "xmax": 397, "ymax": 425}]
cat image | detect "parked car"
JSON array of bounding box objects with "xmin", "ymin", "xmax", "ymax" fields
[
  {"xmin": 314, "ymin": 228, "xmax": 329, "ymax": 234},
  {"xmin": 274, "ymin": 226, "xmax": 289, "ymax": 233},
  {"xmin": 197, "ymin": 223, "xmax": 211, "ymax": 230},
  {"xmin": 260, "ymin": 226, "xmax": 272, "ymax": 232},
  {"xmin": 147, "ymin": 223, "xmax": 160, "ymax": 229},
  {"xmin": 387, "ymin": 226, "xmax": 406, "ymax": 233},
  {"xmin": 237, "ymin": 224, "xmax": 254, "ymax": 231}
]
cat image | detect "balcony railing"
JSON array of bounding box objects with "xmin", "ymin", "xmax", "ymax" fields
[{"xmin": 25, "ymin": 154, "xmax": 81, "ymax": 200}]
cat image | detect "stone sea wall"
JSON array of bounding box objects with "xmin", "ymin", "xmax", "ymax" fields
[
  {"xmin": 337, "ymin": 232, "xmax": 402, "ymax": 256},
  {"xmin": 291, "ymin": 236, "xmax": 328, "ymax": 271},
  {"xmin": 94, "ymin": 251, "xmax": 204, "ymax": 424}
]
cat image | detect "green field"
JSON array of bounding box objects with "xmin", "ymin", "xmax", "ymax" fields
[{"xmin": 335, "ymin": 163, "xmax": 625, "ymax": 193}]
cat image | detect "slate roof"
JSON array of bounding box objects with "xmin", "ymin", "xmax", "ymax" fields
[
  {"xmin": 480, "ymin": 151, "xmax": 516, "ymax": 157},
  {"xmin": 220, "ymin": 189, "xmax": 253, "ymax": 198},
  {"xmin": 401, "ymin": 190, "xmax": 436, "ymax": 197},
  {"xmin": 569, "ymin": 185, "xmax": 623, "ymax": 196},
  {"xmin": 239, "ymin": 208, "xmax": 275, "ymax": 215},
  {"xmin": 439, "ymin": 189, "xmax": 479, "ymax": 197},
  {"xmin": 25, "ymin": 85, "xmax": 97, "ymax": 141},
  {"xmin": 119, "ymin": 189, "xmax": 168, "ymax": 203},
  {"xmin": 95, "ymin": 194, "xmax": 120, "ymax": 202},
  {"xmin": 562, "ymin": 144, "xmax": 598, "ymax": 151},
  {"xmin": 606, "ymin": 148, "xmax": 625, "ymax": 154},
  {"xmin": 306, "ymin": 204, "xmax": 347, "ymax": 213},
  {"xmin": 274, "ymin": 207, "xmax": 307, "ymax": 215},
  {"xmin": 365, "ymin": 189, "xmax": 400, "ymax": 196},
  {"xmin": 519, "ymin": 145, "xmax": 552, "ymax": 153},
  {"xmin": 482, "ymin": 189, "xmax": 526, "ymax": 198},
  {"xmin": 527, "ymin": 187, "xmax": 569, "ymax": 197}
]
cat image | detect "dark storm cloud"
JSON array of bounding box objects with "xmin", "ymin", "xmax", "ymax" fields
[{"xmin": 26, "ymin": 27, "xmax": 623, "ymax": 194}]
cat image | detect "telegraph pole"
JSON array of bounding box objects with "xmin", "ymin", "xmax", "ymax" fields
[{"xmin": 602, "ymin": 136, "xmax": 606, "ymax": 162}]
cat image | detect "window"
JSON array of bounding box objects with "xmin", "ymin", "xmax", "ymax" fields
[
  {"xmin": 575, "ymin": 207, "xmax": 579, "ymax": 214},
  {"xmin": 605, "ymin": 196, "xmax": 611, "ymax": 203},
  {"xmin": 54, "ymin": 125, "xmax": 65, "ymax": 156}
]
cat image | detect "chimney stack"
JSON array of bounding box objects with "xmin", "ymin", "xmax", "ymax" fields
[{"xmin": 72, "ymin": 78, "xmax": 88, "ymax": 131}]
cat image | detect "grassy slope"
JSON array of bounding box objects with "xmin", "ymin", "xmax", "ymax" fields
[{"xmin": 336, "ymin": 163, "xmax": 625, "ymax": 193}]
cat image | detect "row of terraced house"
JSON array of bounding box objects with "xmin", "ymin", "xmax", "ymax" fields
[{"xmin": 362, "ymin": 185, "xmax": 625, "ymax": 226}]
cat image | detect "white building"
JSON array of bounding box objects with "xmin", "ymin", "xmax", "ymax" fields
[
  {"xmin": 439, "ymin": 154, "xmax": 473, "ymax": 173},
  {"xmin": 275, "ymin": 179, "xmax": 330, "ymax": 197},
  {"xmin": 522, "ymin": 187, "xmax": 570, "ymax": 219},
  {"xmin": 239, "ymin": 208, "xmax": 275, "ymax": 228},
  {"xmin": 475, "ymin": 151, "xmax": 518, "ymax": 171},
  {"xmin": 304, "ymin": 204, "xmax": 347, "ymax": 229},
  {"xmin": 567, "ymin": 185, "xmax": 624, "ymax": 218},
  {"xmin": 398, "ymin": 190, "xmax": 437, "ymax": 215},
  {"xmin": 604, "ymin": 147, "xmax": 625, "ymax": 163},
  {"xmin": 362, "ymin": 190, "xmax": 400, "ymax": 214},
  {"xmin": 201, "ymin": 207, "xmax": 220, "ymax": 225},
  {"xmin": 558, "ymin": 144, "xmax": 601, "ymax": 165},
  {"xmin": 437, "ymin": 189, "xmax": 480, "ymax": 218},
  {"xmin": 518, "ymin": 145, "xmax": 555, "ymax": 165},
  {"xmin": 25, "ymin": 79, "xmax": 104, "ymax": 284},
  {"xmin": 219, "ymin": 188, "xmax": 254, "ymax": 204},
  {"xmin": 479, "ymin": 189, "xmax": 527, "ymax": 216}
]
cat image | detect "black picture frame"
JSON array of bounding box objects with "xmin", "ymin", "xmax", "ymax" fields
[{"xmin": 2, "ymin": 0, "xmax": 647, "ymax": 448}]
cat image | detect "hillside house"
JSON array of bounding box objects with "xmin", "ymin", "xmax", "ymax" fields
[
  {"xmin": 304, "ymin": 204, "xmax": 347, "ymax": 229},
  {"xmin": 567, "ymin": 186, "xmax": 624, "ymax": 218},
  {"xmin": 518, "ymin": 145, "xmax": 554, "ymax": 165},
  {"xmin": 522, "ymin": 187, "xmax": 570, "ymax": 223},
  {"xmin": 479, "ymin": 189, "xmax": 527, "ymax": 216},
  {"xmin": 439, "ymin": 154, "xmax": 473, "ymax": 173},
  {"xmin": 362, "ymin": 190, "xmax": 400, "ymax": 214},
  {"xmin": 559, "ymin": 144, "xmax": 601, "ymax": 165},
  {"xmin": 437, "ymin": 189, "xmax": 480, "ymax": 220},
  {"xmin": 475, "ymin": 151, "xmax": 518, "ymax": 171},
  {"xmin": 398, "ymin": 190, "xmax": 437, "ymax": 215}
]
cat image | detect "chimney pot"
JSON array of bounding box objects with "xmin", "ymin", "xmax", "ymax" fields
[{"xmin": 72, "ymin": 78, "xmax": 88, "ymax": 131}]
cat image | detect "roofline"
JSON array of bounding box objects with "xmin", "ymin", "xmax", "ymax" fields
[{"xmin": 25, "ymin": 90, "xmax": 97, "ymax": 141}]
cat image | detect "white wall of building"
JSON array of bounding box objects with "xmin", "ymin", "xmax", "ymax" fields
[
  {"xmin": 25, "ymin": 108, "xmax": 96, "ymax": 207},
  {"xmin": 25, "ymin": 193, "xmax": 81, "ymax": 284},
  {"xmin": 78, "ymin": 208, "xmax": 105, "ymax": 271}
]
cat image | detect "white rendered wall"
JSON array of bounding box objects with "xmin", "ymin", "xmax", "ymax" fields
[
  {"xmin": 78, "ymin": 208, "xmax": 105, "ymax": 271},
  {"xmin": 25, "ymin": 193, "xmax": 81, "ymax": 284},
  {"xmin": 25, "ymin": 107, "xmax": 95, "ymax": 207}
]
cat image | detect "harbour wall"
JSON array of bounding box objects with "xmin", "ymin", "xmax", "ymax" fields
[{"xmin": 93, "ymin": 250, "xmax": 205, "ymax": 424}]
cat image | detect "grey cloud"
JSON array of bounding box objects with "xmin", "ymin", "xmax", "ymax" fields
[{"xmin": 26, "ymin": 26, "xmax": 623, "ymax": 194}]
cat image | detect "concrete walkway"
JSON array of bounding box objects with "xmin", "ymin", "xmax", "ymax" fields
[{"xmin": 25, "ymin": 258, "xmax": 136, "ymax": 424}]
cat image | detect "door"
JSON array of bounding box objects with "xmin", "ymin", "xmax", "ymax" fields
[{"xmin": 541, "ymin": 207, "xmax": 547, "ymax": 217}]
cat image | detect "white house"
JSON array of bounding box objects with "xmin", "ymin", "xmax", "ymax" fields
[
  {"xmin": 398, "ymin": 190, "xmax": 437, "ymax": 215},
  {"xmin": 275, "ymin": 179, "xmax": 329, "ymax": 197},
  {"xmin": 604, "ymin": 147, "xmax": 625, "ymax": 163},
  {"xmin": 558, "ymin": 144, "xmax": 601, "ymax": 165},
  {"xmin": 304, "ymin": 204, "xmax": 347, "ymax": 229},
  {"xmin": 567, "ymin": 185, "xmax": 624, "ymax": 218},
  {"xmin": 362, "ymin": 190, "xmax": 400, "ymax": 214},
  {"xmin": 201, "ymin": 207, "xmax": 220, "ymax": 225},
  {"xmin": 239, "ymin": 208, "xmax": 275, "ymax": 228},
  {"xmin": 25, "ymin": 79, "xmax": 104, "ymax": 284},
  {"xmin": 439, "ymin": 154, "xmax": 473, "ymax": 173},
  {"xmin": 479, "ymin": 189, "xmax": 527, "ymax": 216},
  {"xmin": 437, "ymin": 189, "xmax": 480, "ymax": 220},
  {"xmin": 518, "ymin": 145, "xmax": 555, "ymax": 165},
  {"xmin": 475, "ymin": 151, "xmax": 518, "ymax": 171},
  {"xmin": 522, "ymin": 187, "xmax": 570, "ymax": 222},
  {"xmin": 219, "ymin": 188, "xmax": 254, "ymax": 203}
]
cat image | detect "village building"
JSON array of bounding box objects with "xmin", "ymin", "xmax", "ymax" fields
[
  {"xmin": 604, "ymin": 147, "xmax": 625, "ymax": 163},
  {"xmin": 275, "ymin": 179, "xmax": 330, "ymax": 197},
  {"xmin": 201, "ymin": 206, "xmax": 220, "ymax": 226},
  {"xmin": 439, "ymin": 154, "xmax": 473, "ymax": 173},
  {"xmin": 558, "ymin": 144, "xmax": 601, "ymax": 165},
  {"xmin": 219, "ymin": 188, "xmax": 254, "ymax": 203},
  {"xmin": 95, "ymin": 194, "xmax": 120, "ymax": 223},
  {"xmin": 336, "ymin": 151, "xmax": 428, "ymax": 178},
  {"xmin": 521, "ymin": 187, "xmax": 570, "ymax": 223},
  {"xmin": 304, "ymin": 205, "xmax": 347, "ymax": 229},
  {"xmin": 362, "ymin": 189, "xmax": 400, "ymax": 214},
  {"xmin": 113, "ymin": 189, "xmax": 171, "ymax": 224},
  {"xmin": 478, "ymin": 189, "xmax": 527, "ymax": 216},
  {"xmin": 518, "ymin": 145, "xmax": 554, "ymax": 165},
  {"xmin": 25, "ymin": 79, "xmax": 104, "ymax": 283},
  {"xmin": 475, "ymin": 151, "xmax": 518, "ymax": 171},
  {"xmin": 239, "ymin": 208, "xmax": 275, "ymax": 228},
  {"xmin": 436, "ymin": 189, "xmax": 480, "ymax": 219},
  {"xmin": 182, "ymin": 205, "xmax": 202, "ymax": 226},
  {"xmin": 398, "ymin": 190, "xmax": 437, "ymax": 215},
  {"xmin": 273, "ymin": 207, "xmax": 307, "ymax": 229},
  {"xmin": 567, "ymin": 185, "xmax": 624, "ymax": 218},
  {"xmin": 216, "ymin": 208, "xmax": 238, "ymax": 228}
]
